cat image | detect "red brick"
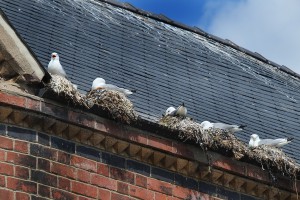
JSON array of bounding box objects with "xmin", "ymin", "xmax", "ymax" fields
[
  {"xmin": 110, "ymin": 167, "xmax": 134, "ymax": 184},
  {"xmin": 130, "ymin": 185, "xmax": 155, "ymax": 200},
  {"xmin": 97, "ymin": 163, "xmax": 109, "ymax": 176},
  {"xmin": 15, "ymin": 192, "xmax": 30, "ymax": 200},
  {"xmin": 51, "ymin": 162, "xmax": 76, "ymax": 179},
  {"xmin": 0, "ymin": 136, "xmax": 13, "ymax": 150},
  {"xmin": 14, "ymin": 140, "xmax": 28, "ymax": 153},
  {"xmin": 38, "ymin": 158, "xmax": 50, "ymax": 171},
  {"xmin": 52, "ymin": 189, "xmax": 77, "ymax": 200},
  {"xmin": 147, "ymin": 178, "xmax": 173, "ymax": 195},
  {"xmin": 0, "ymin": 175, "xmax": 5, "ymax": 186},
  {"xmin": 117, "ymin": 182, "xmax": 129, "ymax": 195},
  {"xmin": 6, "ymin": 152, "xmax": 36, "ymax": 168},
  {"xmin": 103, "ymin": 121, "xmax": 126, "ymax": 138},
  {"xmin": 111, "ymin": 193, "xmax": 132, "ymax": 200},
  {"xmin": 212, "ymin": 157, "xmax": 245, "ymax": 175},
  {"xmin": 0, "ymin": 93, "xmax": 25, "ymax": 107},
  {"xmin": 0, "ymin": 188, "xmax": 14, "ymax": 200},
  {"xmin": 58, "ymin": 177, "xmax": 71, "ymax": 191},
  {"xmin": 77, "ymin": 196, "xmax": 91, "ymax": 200},
  {"xmin": 123, "ymin": 130, "xmax": 148, "ymax": 145},
  {"xmin": 246, "ymin": 165, "xmax": 269, "ymax": 182},
  {"xmin": 0, "ymin": 162, "xmax": 14, "ymax": 175},
  {"xmin": 77, "ymin": 169, "xmax": 90, "ymax": 183},
  {"xmin": 38, "ymin": 184, "xmax": 50, "ymax": 198},
  {"xmin": 136, "ymin": 175, "xmax": 147, "ymax": 188},
  {"xmin": 15, "ymin": 166, "xmax": 29, "ymax": 179},
  {"xmin": 71, "ymin": 181, "xmax": 98, "ymax": 198},
  {"xmin": 98, "ymin": 188, "xmax": 111, "ymax": 200},
  {"xmin": 0, "ymin": 150, "xmax": 5, "ymax": 161},
  {"xmin": 91, "ymin": 174, "xmax": 117, "ymax": 191},
  {"xmin": 68, "ymin": 111, "xmax": 95, "ymax": 128},
  {"xmin": 173, "ymin": 185, "xmax": 199, "ymax": 199},
  {"xmin": 172, "ymin": 142, "xmax": 194, "ymax": 159},
  {"xmin": 26, "ymin": 98, "xmax": 40, "ymax": 111},
  {"xmin": 154, "ymin": 192, "xmax": 168, "ymax": 200},
  {"xmin": 57, "ymin": 151, "xmax": 71, "ymax": 164},
  {"xmin": 148, "ymin": 136, "xmax": 172, "ymax": 152},
  {"xmin": 7, "ymin": 177, "xmax": 37, "ymax": 193},
  {"xmin": 71, "ymin": 155, "xmax": 97, "ymax": 172}
]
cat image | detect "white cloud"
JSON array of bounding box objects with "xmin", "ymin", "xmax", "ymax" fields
[{"xmin": 202, "ymin": 0, "xmax": 300, "ymax": 73}]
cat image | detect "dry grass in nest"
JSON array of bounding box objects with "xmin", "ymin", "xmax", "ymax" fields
[
  {"xmin": 46, "ymin": 75, "xmax": 83, "ymax": 104},
  {"xmin": 84, "ymin": 89, "xmax": 138, "ymax": 124},
  {"xmin": 159, "ymin": 115, "xmax": 299, "ymax": 176}
]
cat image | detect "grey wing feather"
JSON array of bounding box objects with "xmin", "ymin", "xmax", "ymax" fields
[
  {"xmin": 258, "ymin": 138, "xmax": 287, "ymax": 146},
  {"xmin": 213, "ymin": 123, "xmax": 237, "ymax": 129}
]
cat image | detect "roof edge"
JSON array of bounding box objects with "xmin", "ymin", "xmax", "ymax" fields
[{"xmin": 0, "ymin": 9, "xmax": 51, "ymax": 83}]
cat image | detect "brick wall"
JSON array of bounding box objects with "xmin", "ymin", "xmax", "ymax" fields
[{"xmin": 0, "ymin": 124, "xmax": 260, "ymax": 200}]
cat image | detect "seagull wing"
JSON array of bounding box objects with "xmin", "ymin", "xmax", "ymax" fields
[
  {"xmin": 212, "ymin": 123, "xmax": 237, "ymax": 129},
  {"xmin": 258, "ymin": 138, "xmax": 288, "ymax": 147},
  {"xmin": 104, "ymin": 84, "xmax": 133, "ymax": 95}
]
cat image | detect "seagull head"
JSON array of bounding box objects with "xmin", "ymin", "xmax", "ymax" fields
[
  {"xmin": 200, "ymin": 121, "xmax": 213, "ymax": 130},
  {"xmin": 92, "ymin": 77, "xmax": 106, "ymax": 90},
  {"xmin": 165, "ymin": 107, "xmax": 176, "ymax": 116},
  {"xmin": 51, "ymin": 52, "xmax": 59, "ymax": 60},
  {"xmin": 250, "ymin": 134, "xmax": 259, "ymax": 141}
]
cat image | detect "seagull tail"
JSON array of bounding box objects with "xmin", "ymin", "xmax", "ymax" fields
[
  {"xmin": 287, "ymin": 137, "xmax": 294, "ymax": 142},
  {"xmin": 239, "ymin": 125, "xmax": 247, "ymax": 129}
]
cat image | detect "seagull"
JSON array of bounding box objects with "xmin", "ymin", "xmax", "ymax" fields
[
  {"xmin": 165, "ymin": 107, "xmax": 176, "ymax": 116},
  {"xmin": 200, "ymin": 121, "xmax": 246, "ymax": 133},
  {"xmin": 91, "ymin": 77, "xmax": 136, "ymax": 95},
  {"xmin": 249, "ymin": 134, "xmax": 294, "ymax": 148},
  {"xmin": 47, "ymin": 52, "xmax": 67, "ymax": 77},
  {"xmin": 165, "ymin": 103, "xmax": 187, "ymax": 117}
]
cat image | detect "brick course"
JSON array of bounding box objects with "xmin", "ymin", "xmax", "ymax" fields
[
  {"xmin": 0, "ymin": 90, "xmax": 296, "ymax": 200},
  {"xmin": 0, "ymin": 125, "xmax": 229, "ymax": 200}
]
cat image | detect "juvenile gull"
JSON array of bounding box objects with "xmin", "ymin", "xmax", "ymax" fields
[
  {"xmin": 249, "ymin": 134, "xmax": 294, "ymax": 148},
  {"xmin": 47, "ymin": 52, "xmax": 67, "ymax": 78},
  {"xmin": 91, "ymin": 77, "xmax": 136, "ymax": 95},
  {"xmin": 200, "ymin": 121, "xmax": 246, "ymax": 133}
]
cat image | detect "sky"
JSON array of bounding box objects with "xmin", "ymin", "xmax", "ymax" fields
[{"xmin": 118, "ymin": 0, "xmax": 300, "ymax": 74}]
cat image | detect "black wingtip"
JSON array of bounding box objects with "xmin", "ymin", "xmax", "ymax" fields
[
  {"xmin": 182, "ymin": 102, "xmax": 185, "ymax": 106},
  {"xmin": 287, "ymin": 137, "xmax": 294, "ymax": 142},
  {"xmin": 239, "ymin": 125, "xmax": 247, "ymax": 129},
  {"xmin": 131, "ymin": 89, "xmax": 137, "ymax": 93}
]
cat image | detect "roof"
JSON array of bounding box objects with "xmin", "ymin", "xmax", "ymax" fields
[
  {"xmin": 0, "ymin": 10, "xmax": 49, "ymax": 83},
  {"xmin": 1, "ymin": 0, "xmax": 300, "ymax": 163}
]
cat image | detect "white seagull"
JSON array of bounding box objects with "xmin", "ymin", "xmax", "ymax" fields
[
  {"xmin": 249, "ymin": 134, "xmax": 294, "ymax": 148},
  {"xmin": 91, "ymin": 77, "xmax": 136, "ymax": 95},
  {"xmin": 200, "ymin": 121, "xmax": 246, "ymax": 133},
  {"xmin": 47, "ymin": 52, "xmax": 67, "ymax": 77},
  {"xmin": 165, "ymin": 103, "xmax": 187, "ymax": 117}
]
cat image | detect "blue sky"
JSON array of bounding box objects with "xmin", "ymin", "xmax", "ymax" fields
[{"xmin": 118, "ymin": 0, "xmax": 300, "ymax": 74}]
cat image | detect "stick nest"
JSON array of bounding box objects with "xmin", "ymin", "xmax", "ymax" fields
[
  {"xmin": 46, "ymin": 75, "xmax": 83, "ymax": 104},
  {"xmin": 159, "ymin": 115, "xmax": 299, "ymax": 176},
  {"xmin": 46, "ymin": 75, "xmax": 138, "ymax": 124},
  {"xmin": 84, "ymin": 89, "xmax": 138, "ymax": 124}
]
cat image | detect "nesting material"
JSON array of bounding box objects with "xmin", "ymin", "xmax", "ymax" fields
[
  {"xmin": 46, "ymin": 75, "xmax": 83, "ymax": 104},
  {"xmin": 159, "ymin": 115, "xmax": 299, "ymax": 176},
  {"xmin": 84, "ymin": 89, "xmax": 138, "ymax": 124}
]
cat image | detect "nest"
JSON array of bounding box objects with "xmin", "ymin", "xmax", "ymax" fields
[
  {"xmin": 46, "ymin": 75, "xmax": 83, "ymax": 104},
  {"xmin": 46, "ymin": 75, "xmax": 138, "ymax": 124},
  {"xmin": 84, "ymin": 89, "xmax": 138, "ymax": 124},
  {"xmin": 159, "ymin": 115, "xmax": 299, "ymax": 177}
]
